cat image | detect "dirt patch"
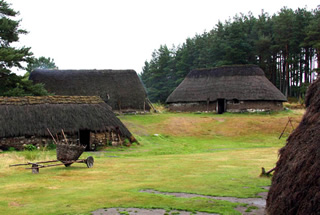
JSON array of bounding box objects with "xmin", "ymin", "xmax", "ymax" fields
[
  {"xmin": 121, "ymin": 121, "xmax": 151, "ymax": 136},
  {"xmin": 159, "ymin": 117, "xmax": 218, "ymax": 136},
  {"xmin": 212, "ymin": 118, "xmax": 225, "ymax": 122},
  {"xmin": 9, "ymin": 201, "xmax": 23, "ymax": 207},
  {"xmin": 158, "ymin": 116, "xmax": 302, "ymax": 137},
  {"xmin": 48, "ymin": 186, "xmax": 60, "ymax": 190},
  {"xmin": 92, "ymin": 208, "xmax": 217, "ymax": 215},
  {"xmin": 140, "ymin": 188, "xmax": 269, "ymax": 215}
]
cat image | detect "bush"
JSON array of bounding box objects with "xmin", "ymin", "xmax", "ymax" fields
[
  {"xmin": 46, "ymin": 142, "xmax": 56, "ymax": 150},
  {"xmin": 8, "ymin": 147, "xmax": 17, "ymax": 152},
  {"xmin": 24, "ymin": 144, "xmax": 37, "ymax": 151}
]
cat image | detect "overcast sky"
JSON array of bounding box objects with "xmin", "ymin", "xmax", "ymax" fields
[{"xmin": 7, "ymin": 0, "xmax": 319, "ymax": 75}]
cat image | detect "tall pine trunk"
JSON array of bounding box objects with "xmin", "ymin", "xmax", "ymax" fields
[
  {"xmin": 305, "ymin": 48, "xmax": 309, "ymax": 84},
  {"xmin": 285, "ymin": 44, "xmax": 289, "ymax": 98}
]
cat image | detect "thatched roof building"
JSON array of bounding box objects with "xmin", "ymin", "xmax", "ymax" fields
[
  {"xmin": 166, "ymin": 65, "xmax": 286, "ymax": 113},
  {"xmin": 29, "ymin": 69, "xmax": 150, "ymax": 113},
  {"xmin": 0, "ymin": 96, "xmax": 134, "ymax": 150},
  {"xmin": 266, "ymin": 78, "xmax": 320, "ymax": 215}
]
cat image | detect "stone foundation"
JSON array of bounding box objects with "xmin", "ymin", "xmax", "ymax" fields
[
  {"xmin": 168, "ymin": 100, "xmax": 283, "ymax": 113},
  {"xmin": 0, "ymin": 131, "xmax": 127, "ymax": 151},
  {"xmin": 226, "ymin": 100, "xmax": 283, "ymax": 112},
  {"xmin": 0, "ymin": 136, "xmax": 54, "ymax": 150},
  {"xmin": 167, "ymin": 102, "xmax": 216, "ymax": 112}
]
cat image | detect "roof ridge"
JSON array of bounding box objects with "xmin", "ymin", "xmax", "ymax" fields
[{"xmin": 0, "ymin": 96, "xmax": 104, "ymax": 105}]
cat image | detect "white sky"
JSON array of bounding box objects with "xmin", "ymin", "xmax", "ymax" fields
[{"xmin": 7, "ymin": 0, "xmax": 319, "ymax": 75}]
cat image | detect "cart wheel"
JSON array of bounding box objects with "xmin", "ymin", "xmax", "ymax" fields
[{"xmin": 85, "ymin": 156, "xmax": 94, "ymax": 168}]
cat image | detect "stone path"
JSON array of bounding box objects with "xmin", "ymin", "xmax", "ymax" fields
[
  {"xmin": 91, "ymin": 187, "xmax": 269, "ymax": 215},
  {"xmin": 92, "ymin": 208, "xmax": 217, "ymax": 215}
]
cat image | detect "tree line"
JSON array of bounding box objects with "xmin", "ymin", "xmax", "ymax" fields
[{"xmin": 141, "ymin": 7, "xmax": 320, "ymax": 103}]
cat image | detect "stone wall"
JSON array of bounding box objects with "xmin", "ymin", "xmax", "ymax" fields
[
  {"xmin": 226, "ymin": 100, "xmax": 283, "ymax": 112},
  {"xmin": 168, "ymin": 100, "xmax": 283, "ymax": 113},
  {"xmin": 0, "ymin": 131, "xmax": 126, "ymax": 151},
  {"xmin": 0, "ymin": 136, "xmax": 55, "ymax": 150},
  {"xmin": 167, "ymin": 102, "xmax": 217, "ymax": 112}
]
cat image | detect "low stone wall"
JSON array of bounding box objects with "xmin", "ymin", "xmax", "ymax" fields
[
  {"xmin": 0, "ymin": 136, "xmax": 54, "ymax": 150},
  {"xmin": 227, "ymin": 100, "xmax": 283, "ymax": 112},
  {"xmin": 0, "ymin": 131, "xmax": 126, "ymax": 151},
  {"xmin": 168, "ymin": 100, "xmax": 283, "ymax": 113},
  {"xmin": 167, "ymin": 102, "xmax": 217, "ymax": 112}
]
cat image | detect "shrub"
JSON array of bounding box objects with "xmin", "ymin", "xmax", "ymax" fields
[
  {"xmin": 46, "ymin": 142, "xmax": 56, "ymax": 150},
  {"xmin": 24, "ymin": 144, "xmax": 37, "ymax": 151},
  {"xmin": 8, "ymin": 147, "xmax": 17, "ymax": 152}
]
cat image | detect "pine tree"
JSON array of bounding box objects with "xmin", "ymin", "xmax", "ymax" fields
[
  {"xmin": 0, "ymin": 0, "xmax": 49, "ymax": 96},
  {"xmin": 24, "ymin": 56, "xmax": 58, "ymax": 79}
]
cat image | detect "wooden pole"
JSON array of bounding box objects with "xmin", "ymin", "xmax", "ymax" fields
[
  {"xmin": 118, "ymin": 100, "xmax": 122, "ymax": 114},
  {"xmin": 279, "ymin": 117, "xmax": 291, "ymax": 139},
  {"xmin": 32, "ymin": 164, "xmax": 39, "ymax": 174},
  {"xmin": 47, "ymin": 128, "xmax": 57, "ymax": 144},
  {"xmin": 117, "ymin": 133, "xmax": 123, "ymax": 146},
  {"xmin": 61, "ymin": 129, "xmax": 68, "ymax": 144},
  {"xmin": 289, "ymin": 118, "xmax": 295, "ymax": 130},
  {"xmin": 261, "ymin": 167, "xmax": 276, "ymax": 177},
  {"xmin": 146, "ymin": 98, "xmax": 158, "ymax": 113},
  {"xmin": 10, "ymin": 160, "xmax": 59, "ymax": 167}
]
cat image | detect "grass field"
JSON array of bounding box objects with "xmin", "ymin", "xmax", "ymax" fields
[{"xmin": 0, "ymin": 110, "xmax": 303, "ymax": 215}]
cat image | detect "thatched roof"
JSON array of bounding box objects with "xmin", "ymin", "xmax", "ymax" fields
[
  {"xmin": 166, "ymin": 65, "xmax": 286, "ymax": 103},
  {"xmin": 266, "ymin": 78, "xmax": 320, "ymax": 214},
  {"xmin": 0, "ymin": 96, "xmax": 133, "ymax": 139},
  {"xmin": 29, "ymin": 69, "xmax": 150, "ymax": 111}
]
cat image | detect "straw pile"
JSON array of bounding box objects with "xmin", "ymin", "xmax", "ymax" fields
[{"xmin": 266, "ymin": 78, "xmax": 320, "ymax": 214}]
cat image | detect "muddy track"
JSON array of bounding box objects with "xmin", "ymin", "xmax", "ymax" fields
[
  {"xmin": 139, "ymin": 189, "xmax": 269, "ymax": 215},
  {"xmin": 91, "ymin": 188, "xmax": 269, "ymax": 215}
]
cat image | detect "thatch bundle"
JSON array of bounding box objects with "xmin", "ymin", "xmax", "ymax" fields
[
  {"xmin": 0, "ymin": 96, "xmax": 133, "ymax": 140},
  {"xmin": 29, "ymin": 69, "xmax": 150, "ymax": 112},
  {"xmin": 266, "ymin": 78, "xmax": 320, "ymax": 215},
  {"xmin": 166, "ymin": 65, "xmax": 286, "ymax": 103}
]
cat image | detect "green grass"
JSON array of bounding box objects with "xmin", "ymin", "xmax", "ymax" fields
[
  {"xmin": 0, "ymin": 110, "xmax": 303, "ymax": 215},
  {"xmin": 245, "ymin": 206, "xmax": 259, "ymax": 212}
]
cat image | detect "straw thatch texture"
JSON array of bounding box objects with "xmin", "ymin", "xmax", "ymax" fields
[
  {"xmin": 56, "ymin": 143, "xmax": 86, "ymax": 162},
  {"xmin": 0, "ymin": 96, "xmax": 132, "ymax": 139},
  {"xmin": 166, "ymin": 65, "xmax": 286, "ymax": 103},
  {"xmin": 266, "ymin": 78, "xmax": 320, "ymax": 215},
  {"xmin": 29, "ymin": 69, "xmax": 150, "ymax": 112}
]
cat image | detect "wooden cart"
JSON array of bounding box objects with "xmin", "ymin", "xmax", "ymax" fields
[{"xmin": 10, "ymin": 142, "xmax": 94, "ymax": 174}]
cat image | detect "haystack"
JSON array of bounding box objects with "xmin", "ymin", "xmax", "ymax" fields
[
  {"xmin": 29, "ymin": 69, "xmax": 150, "ymax": 113},
  {"xmin": 166, "ymin": 65, "xmax": 286, "ymax": 113},
  {"xmin": 266, "ymin": 78, "xmax": 320, "ymax": 214}
]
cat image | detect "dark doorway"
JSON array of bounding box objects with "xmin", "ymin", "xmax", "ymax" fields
[
  {"xmin": 79, "ymin": 129, "xmax": 91, "ymax": 150},
  {"xmin": 217, "ymin": 99, "xmax": 226, "ymax": 114}
]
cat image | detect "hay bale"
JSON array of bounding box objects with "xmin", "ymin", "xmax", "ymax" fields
[{"xmin": 266, "ymin": 78, "xmax": 320, "ymax": 215}]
